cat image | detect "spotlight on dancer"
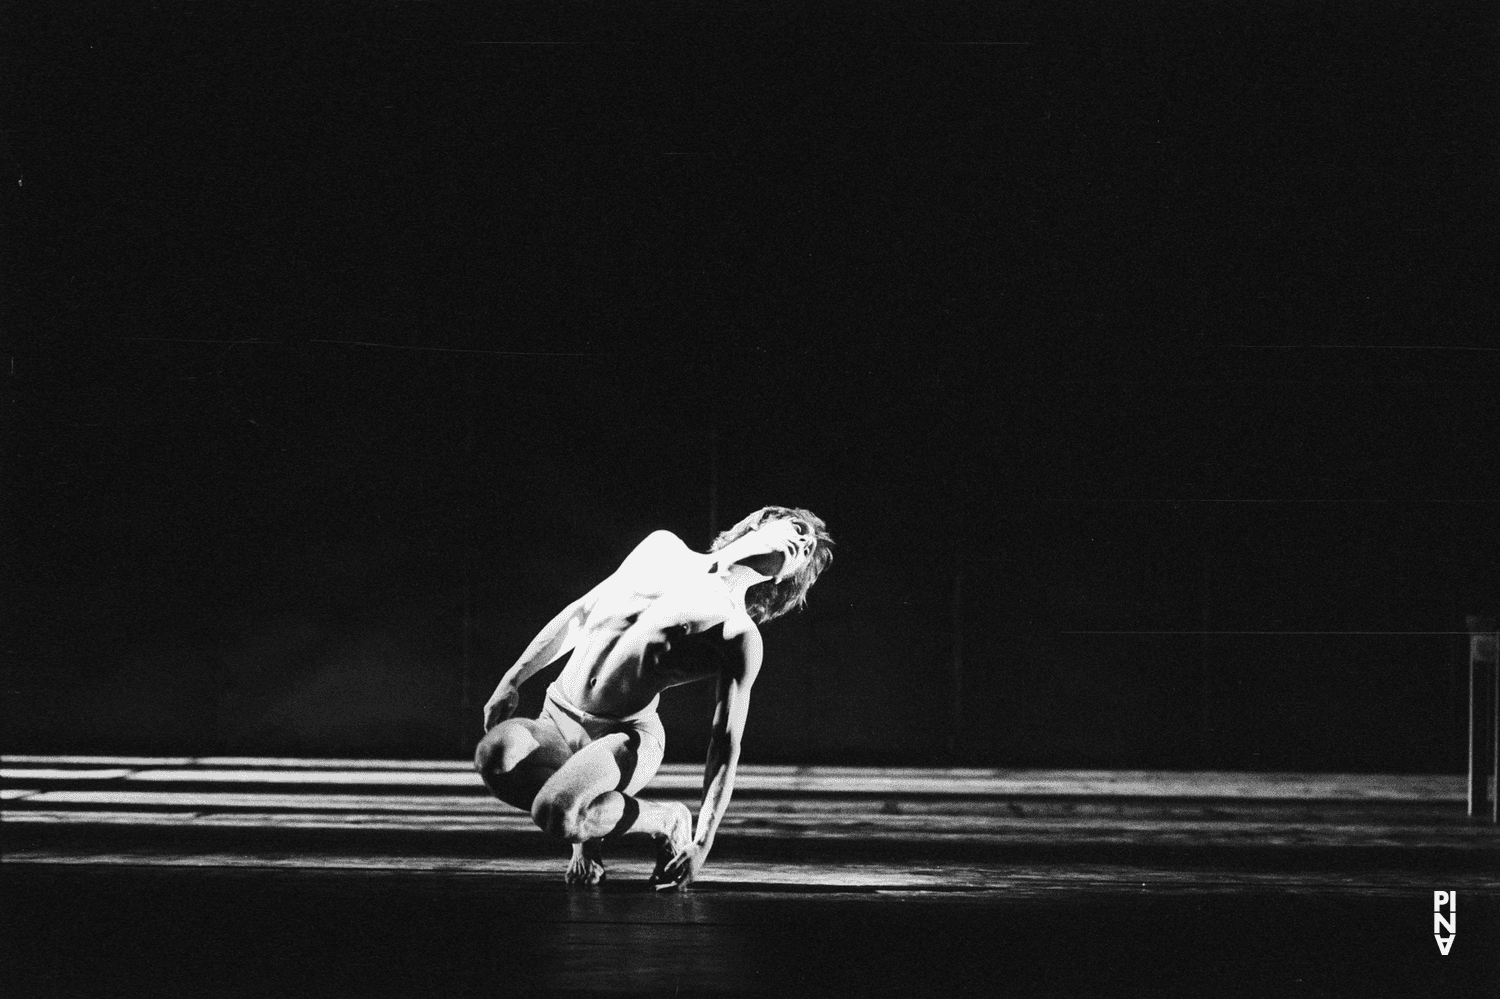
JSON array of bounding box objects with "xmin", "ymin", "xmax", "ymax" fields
[{"xmin": 474, "ymin": 506, "xmax": 833, "ymax": 890}]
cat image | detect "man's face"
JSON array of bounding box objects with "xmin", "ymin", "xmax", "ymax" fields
[{"xmin": 745, "ymin": 517, "xmax": 814, "ymax": 582}]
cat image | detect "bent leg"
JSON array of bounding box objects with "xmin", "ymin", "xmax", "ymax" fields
[
  {"xmin": 530, "ymin": 729, "xmax": 688, "ymax": 849},
  {"xmin": 473, "ymin": 718, "xmax": 574, "ymax": 813},
  {"xmin": 476, "ymin": 717, "xmax": 616, "ymax": 884}
]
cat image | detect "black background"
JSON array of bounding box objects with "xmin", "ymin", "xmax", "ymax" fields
[{"xmin": 5, "ymin": 1, "xmax": 1498, "ymax": 769}]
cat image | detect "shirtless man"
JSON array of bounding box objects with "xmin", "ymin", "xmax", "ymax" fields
[{"xmin": 474, "ymin": 506, "xmax": 833, "ymax": 890}]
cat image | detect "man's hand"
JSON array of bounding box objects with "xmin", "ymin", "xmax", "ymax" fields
[
  {"xmin": 649, "ymin": 841, "xmax": 707, "ymax": 892},
  {"xmin": 482, "ymin": 681, "xmax": 520, "ymax": 732}
]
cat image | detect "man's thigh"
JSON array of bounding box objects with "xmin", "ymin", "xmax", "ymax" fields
[
  {"xmin": 476, "ymin": 716, "xmax": 575, "ymax": 811},
  {"xmin": 537, "ymin": 723, "xmax": 665, "ymax": 805}
]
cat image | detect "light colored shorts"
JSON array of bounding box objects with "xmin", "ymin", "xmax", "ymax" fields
[{"xmin": 542, "ymin": 682, "xmax": 667, "ymax": 760}]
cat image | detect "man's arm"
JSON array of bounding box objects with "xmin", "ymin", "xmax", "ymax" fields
[
  {"xmin": 481, "ymin": 584, "xmax": 600, "ymax": 730},
  {"xmin": 654, "ymin": 625, "xmax": 762, "ymax": 888}
]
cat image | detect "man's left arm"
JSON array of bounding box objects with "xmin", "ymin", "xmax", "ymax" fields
[{"xmin": 656, "ymin": 626, "xmax": 762, "ymax": 889}]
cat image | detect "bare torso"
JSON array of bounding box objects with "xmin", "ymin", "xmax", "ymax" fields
[{"xmin": 553, "ymin": 532, "xmax": 759, "ymax": 717}]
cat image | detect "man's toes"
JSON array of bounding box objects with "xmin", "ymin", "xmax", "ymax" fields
[
  {"xmin": 566, "ymin": 844, "xmax": 607, "ymax": 885},
  {"xmin": 565, "ymin": 862, "xmax": 605, "ymax": 886},
  {"xmin": 649, "ymin": 846, "xmax": 674, "ymax": 883}
]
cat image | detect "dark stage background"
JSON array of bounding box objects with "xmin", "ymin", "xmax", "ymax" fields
[{"xmin": 5, "ymin": 2, "xmax": 1498, "ymax": 770}]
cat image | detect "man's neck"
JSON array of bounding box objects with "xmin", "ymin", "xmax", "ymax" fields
[{"xmin": 718, "ymin": 562, "xmax": 769, "ymax": 611}]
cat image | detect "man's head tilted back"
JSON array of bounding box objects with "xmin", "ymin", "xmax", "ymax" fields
[{"xmin": 710, "ymin": 506, "xmax": 834, "ymax": 624}]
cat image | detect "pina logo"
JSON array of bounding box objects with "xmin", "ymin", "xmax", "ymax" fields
[{"xmin": 1433, "ymin": 891, "xmax": 1457, "ymax": 955}]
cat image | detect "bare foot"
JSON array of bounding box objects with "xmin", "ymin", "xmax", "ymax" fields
[
  {"xmin": 565, "ymin": 840, "xmax": 606, "ymax": 885},
  {"xmin": 647, "ymin": 802, "xmax": 694, "ymax": 888}
]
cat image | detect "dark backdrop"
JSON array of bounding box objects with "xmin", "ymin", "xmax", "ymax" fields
[{"xmin": 5, "ymin": 2, "xmax": 1497, "ymax": 770}]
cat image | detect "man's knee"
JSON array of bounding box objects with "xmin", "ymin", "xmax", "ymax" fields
[
  {"xmin": 474, "ymin": 722, "xmax": 541, "ymax": 789},
  {"xmin": 473, "ymin": 729, "xmax": 503, "ymax": 780}
]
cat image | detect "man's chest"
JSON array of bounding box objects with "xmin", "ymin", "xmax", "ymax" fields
[
  {"xmin": 588, "ymin": 569, "xmax": 733, "ymax": 634},
  {"xmin": 647, "ymin": 622, "xmax": 734, "ymax": 681}
]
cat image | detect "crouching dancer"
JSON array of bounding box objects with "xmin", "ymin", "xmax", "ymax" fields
[{"xmin": 475, "ymin": 506, "xmax": 833, "ymax": 890}]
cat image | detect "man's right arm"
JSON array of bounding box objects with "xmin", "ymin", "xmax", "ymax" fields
[{"xmin": 482, "ymin": 584, "xmax": 600, "ymax": 730}]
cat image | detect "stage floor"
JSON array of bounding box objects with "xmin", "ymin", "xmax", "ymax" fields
[
  {"xmin": 4, "ymin": 858, "xmax": 1497, "ymax": 998},
  {"xmin": 4, "ymin": 757, "xmax": 1498, "ymax": 996}
]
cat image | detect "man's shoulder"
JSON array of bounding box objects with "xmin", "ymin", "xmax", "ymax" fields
[
  {"xmin": 621, "ymin": 529, "xmax": 691, "ymax": 562},
  {"xmin": 602, "ymin": 531, "xmax": 706, "ymax": 600},
  {"xmin": 719, "ymin": 611, "xmax": 762, "ymax": 647},
  {"xmin": 638, "ymin": 529, "xmax": 689, "ymax": 551}
]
